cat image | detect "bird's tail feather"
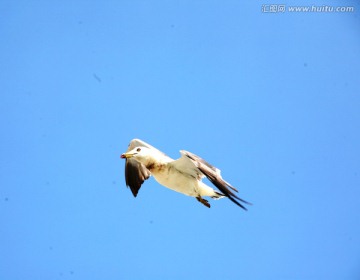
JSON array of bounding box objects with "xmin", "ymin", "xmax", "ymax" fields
[{"xmin": 211, "ymin": 191, "xmax": 225, "ymax": 200}]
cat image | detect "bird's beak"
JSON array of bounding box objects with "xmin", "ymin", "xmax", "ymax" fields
[{"xmin": 121, "ymin": 152, "xmax": 133, "ymax": 159}]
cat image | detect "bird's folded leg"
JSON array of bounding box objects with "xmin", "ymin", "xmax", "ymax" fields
[{"xmin": 196, "ymin": 196, "xmax": 211, "ymax": 208}]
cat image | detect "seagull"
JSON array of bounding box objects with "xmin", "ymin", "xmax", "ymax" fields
[{"xmin": 120, "ymin": 139, "xmax": 251, "ymax": 209}]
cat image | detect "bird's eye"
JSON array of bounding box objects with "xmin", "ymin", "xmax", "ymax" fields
[{"xmin": 136, "ymin": 148, "xmax": 141, "ymax": 152}]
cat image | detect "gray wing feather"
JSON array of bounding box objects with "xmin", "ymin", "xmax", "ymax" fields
[
  {"xmin": 124, "ymin": 139, "xmax": 159, "ymax": 197},
  {"xmin": 180, "ymin": 150, "xmax": 251, "ymax": 210},
  {"xmin": 125, "ymin": 159, "xmax": 151, "ymax": 197},
  {"xmin": 170, "ymin": 153, "xmax": 204, "ymax": 180}
]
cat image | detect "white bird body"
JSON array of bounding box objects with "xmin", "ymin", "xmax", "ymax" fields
[
  {"xmin": 149, "ymin": 161, "xmax": 221, "ymax": 198},
  {"xmin": 126, "ymin": 147, "xmax": 221, "ymax": 198},
  {"xmin": 121, "ymin": 139, "xmax": 250, "ymax": 209}
]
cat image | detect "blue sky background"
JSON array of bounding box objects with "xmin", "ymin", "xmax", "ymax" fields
[{"xmin": 1, "ymin": 1, "xmax": 360, "ymax": 279}]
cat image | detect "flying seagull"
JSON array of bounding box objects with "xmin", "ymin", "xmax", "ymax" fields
[{"xmin": 120, "ymin": 139, "xmax": 251, "ymax": 209}]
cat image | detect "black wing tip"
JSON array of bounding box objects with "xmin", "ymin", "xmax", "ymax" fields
[
  {"xmin": 130, "ymin": 187, "xmax": 139, "ymax": 197},
  {"xmin": 217, "ymin": 189, "xmax": 252, "ymax": 210},
  {"xmin": 184, "ymin": 152, "xmax": 251, "ymax": 210},
  {"xmin": 240, "ymin": 205, "xmax": 248, "ymax": 211},
  {"xmin": 230, "ymin": 197, "xmax": 250, "ymax": 210},
  {"xmin": 227, "ymin": 193, "xmax": 252, "ymax": 210},
  {"xmin": 237, "ymin": 197, "xmax": 252, "ymax": 205},
  {"xmin": 125, "ymin": 181, "xmax": 139, "ymax": 197},
  {"xmin": 124, "ymin": 158, "xmax": 151, "ymax": 198},
  {"xmin": 127, "ymin": 180, "xmax": 143, "ymax": 198}
]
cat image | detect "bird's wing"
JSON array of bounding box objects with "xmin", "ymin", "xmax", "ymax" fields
[
  {"xmin": 123, "ymin": 139, "xmax": 163, "ymax": 197},
  {"xmin": 174, "ymin": 150, "xmax": 251, "ymax": 210},
  {"xmin": 169, "ymin": 152, "xmax": 204, "ymax": 180}
]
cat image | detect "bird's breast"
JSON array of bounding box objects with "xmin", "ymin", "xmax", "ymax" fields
[{"xmin": 150, "ymin": 164, "xmax": 198, "ymax": 196}]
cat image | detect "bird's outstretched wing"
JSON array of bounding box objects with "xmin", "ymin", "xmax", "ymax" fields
[
  {"xmin": 123, "ymin": 139, "xmax": 162, "ymax": 197},
  {"xmin": 177, "ymin": 150, "xmax": 251, "ymax": 210}
]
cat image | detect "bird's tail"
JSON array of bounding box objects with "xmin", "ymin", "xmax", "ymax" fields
[{"xmin": 211, "ymin": 191, "xmax": 225, "ymax": 200}]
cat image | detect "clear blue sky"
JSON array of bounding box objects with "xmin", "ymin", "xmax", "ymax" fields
[{"xmin": 1, "ymin": 1, "xmax": 360, "ymax": 279}]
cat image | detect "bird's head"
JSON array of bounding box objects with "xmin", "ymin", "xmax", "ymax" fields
[{"xmin": 121, "ymin": 146, "xmax": 152, "ymax": 164}]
